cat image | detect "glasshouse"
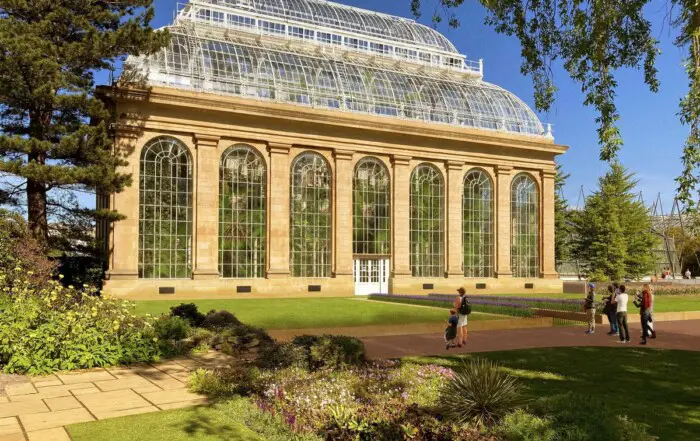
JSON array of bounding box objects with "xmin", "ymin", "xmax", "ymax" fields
[{"xmin": 97, "ymin": 0, "xmax": 567, "ymax": 298}]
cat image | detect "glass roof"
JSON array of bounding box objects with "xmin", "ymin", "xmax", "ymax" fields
[
  {"xmin": 126, "ymin": 23, "xmax": 546, "ymax": 138},
  {"xmin": 196, "ymin": 0, "xmax": 459, "ymax": 53}
]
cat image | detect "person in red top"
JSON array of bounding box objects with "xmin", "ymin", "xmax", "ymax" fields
[{"xmin": 636, "ymin": 284, "xmax": 655, "ymax": 345}]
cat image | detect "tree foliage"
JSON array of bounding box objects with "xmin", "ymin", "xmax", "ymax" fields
[
  {"xmin": 573, "ymin": 163, "xmax": 655, "ymax": 280},
  {"xmin": 554, "ymin": 163, "xmax": 573, "ymax": 264},
  {"xmin": 0, "ymin": 0, "xmax": 168, "ymax": 245},
  {"xmin": 410, "ymin": 0, "xmax": 700, "ymax": 207}
]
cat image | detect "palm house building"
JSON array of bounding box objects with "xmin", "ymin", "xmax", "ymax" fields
[{"xmin": 98, "ymin": 0, "xmax": 567, "ymax": 298}]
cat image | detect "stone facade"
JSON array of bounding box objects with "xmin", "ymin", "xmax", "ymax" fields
[{"xmin": 98, "ymin": 86, "xmax": 567, "ymax": 299}]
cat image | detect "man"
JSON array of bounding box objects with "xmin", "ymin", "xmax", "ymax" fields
[
  {"xmin": 584, "ymin": 283, "xmax": 596, "ymax": 334},
  {"xmin": 453, "ymin": 287, "xmax": 470, "ymax": 347},
  {"xmin": 612, "ymin": 285, "xmax": 630, "ymax": 343},
  {"xmin": 685, "ymin": 268, "xmax": 691, "ymax": 279}
]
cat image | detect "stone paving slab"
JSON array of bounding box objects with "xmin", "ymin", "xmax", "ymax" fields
[
  {"xmin": 75, "ymin": 389, "xmax": 155, "ymax": 419},
  {"xmin": 141, "ymin": 389, "xmax": 206, "ymax": 406},
  {"xmin": 57, "ymin": 370, "xmax": 115, "ymax": 385},
  {"xmin": 20, "ymin": 407, "xmax": 94, "ymax": 431},
  {"xmin": 44, "ymin": 396, "xmax": 82, "ymax": 412},
  {"xmin": 0, "ymin": 417, "xmax": 22, "ymax": 437},
  {"xmin": 0, "ymin": 400, "xmax": 50, "ymax": 419},
  {"xmin": 26, "ymin": 427, "xmax": 71, "ymax": 441},
  {"xmin": 3, "ymin": 385, "xmax": 36, "ymax": 398},
  {"xmin": 9, "ymin": 383, "xmax": 96, "ymax": 402}
]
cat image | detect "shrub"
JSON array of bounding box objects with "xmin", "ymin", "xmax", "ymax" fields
[
  {"xmin": 190, "ymin": 327, "xmax": 214, "ymax": 346},
  {"xmin": 0, "ymin": 276, "xmax": 160, "ymax": 374},
  {"xmin": 437, "ymin": 358, "xmax": 522, "ymax": 427},
  {"xmin": 494, "ymin": 409, "xmax": 556, "ymax": 441},
  {"xmin": 170, "ymin": 303, "xmax": 206, "ymax": 326},
  {"xmin": 154, "ymin": 315, "xmax": 191, "ymax": 356},
  {"xmin": 203, "ymin": 309, "xmax": 241, "ymax": 330},
  {"xmin": 0, "ymin": 210, "xmax": 57, "ymax": 289},
  {"xmin": 209, "ymin": 323, "xmax": 274, "ymax": 356},
  {"xmin": 187, "ymin": 366, "xmax": 260, "ymax": 397},
  {"xmin": 290, "ymin": 335, "xmax": 365, "ymax": 371},
  {"xmin": 256, "ymin": 342, "xmax": 308, "ymax": 370}
]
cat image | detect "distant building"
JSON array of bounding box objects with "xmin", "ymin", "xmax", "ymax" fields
[{"xmin": 97, "ymin": 0, "xmax": 567, "ymax": 298}]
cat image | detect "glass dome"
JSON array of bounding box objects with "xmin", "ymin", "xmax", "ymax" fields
[
  {"xmin": 197, "ymin": 0, "xmax": 459, "ymax": 53},
  {"xmin": 124, "ymin": 1, "xmax": 548, "ymax": 138}
]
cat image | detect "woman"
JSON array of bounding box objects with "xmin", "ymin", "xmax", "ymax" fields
[
  {"xmin": 637, "ymin": 284, "xmax": 656, "ymax": 344},
  {"xmin": 603, "ymin": 285, "xmax": 619, "ymax": 336}
]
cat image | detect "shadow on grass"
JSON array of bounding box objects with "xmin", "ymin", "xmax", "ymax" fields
[
  {"xmin": 178, "ymin": 404, "xmax": 261, "ymax": 441},
  {"xmin": 408, "ymin": 347, "xmax": 700, "ymax": 440}
]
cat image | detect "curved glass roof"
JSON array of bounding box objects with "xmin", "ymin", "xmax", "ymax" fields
[{"xmin": 196, "ymin": 0, "xmax": 458, "ymax": 53}]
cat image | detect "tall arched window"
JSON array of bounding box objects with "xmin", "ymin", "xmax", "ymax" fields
[
  {"xmin": 463, "ymin": 169, "xmax": 494, "ymax": 277},
  {"xmin": 139, "ymin": 137, "xmax": 193, "ymax": 279},
  {"xmin": 410, "ymin": 164, "xmax": 444, "ymax": 277},
  {"xmin": 353, "ymin": 157, "xmax": 391, "ymax": 255},
  {"xmin": 290, "ymin": 152, "xmax": 332, "ymax": 277},
  {"xmin": 511, "ymin": 173, "xmax": 539, "ymax": 278},
  {"xmin": 219, "ymin": 145, "xmax": 266, "ymax": 278}
]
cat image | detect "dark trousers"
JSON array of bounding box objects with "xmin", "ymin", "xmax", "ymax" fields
[
  {"xmin": 616, "ymin": 312, "xmax": 630, "ymax": 342},
  {"xmin": 606, "ymin": 310, "xmax": 619, "ymax": 333},
  {"xmin": 641, "ymin": 311, "xmax": 653, "ymax": 341}
]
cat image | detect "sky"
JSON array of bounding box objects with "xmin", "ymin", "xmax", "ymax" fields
[{"xmin": 93, "ymin": 0, "xmax": 690, "ymax": 212}]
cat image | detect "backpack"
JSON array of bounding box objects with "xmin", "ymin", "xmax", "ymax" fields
[{"xmin": 459, "ymin": 296, "xmax": 472, "ymax": 315}]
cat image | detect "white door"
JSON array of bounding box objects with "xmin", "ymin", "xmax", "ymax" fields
[{"xmin": 354, "ymin": 259, "xmax": 389, "ymax": 295}]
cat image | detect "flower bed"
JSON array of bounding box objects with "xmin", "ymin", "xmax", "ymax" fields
[{"xmin": 367, "ymin": 294, "xmax": 536, "ymax": 318}]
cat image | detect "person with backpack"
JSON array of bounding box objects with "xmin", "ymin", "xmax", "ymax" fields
[
  {"xmin": 603, "ymin": 285, "xmax": 619, "ymax": 336},
  {"xmin": 453, "ymin": 287, "xmax": 471, "ymax": 347}
]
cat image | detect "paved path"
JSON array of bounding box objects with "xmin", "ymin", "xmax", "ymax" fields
[
  {"xmin": 361, "ymin": 319, "xmax": 700, "ymax": 359},
  {"xmin": 0, "ymin": 352, "xmax": 234, "ymax": 441}
]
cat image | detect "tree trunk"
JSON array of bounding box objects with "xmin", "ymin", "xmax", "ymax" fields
[{"xmin": 27, "ymin": 177, "xmax": 48, "ymax": 244}]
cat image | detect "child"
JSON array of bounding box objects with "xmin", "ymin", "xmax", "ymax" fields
[{"xmin": 445, "ymin": 309, "xmax": 458, "ymax": 350}]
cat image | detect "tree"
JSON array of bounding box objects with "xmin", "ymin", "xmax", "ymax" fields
[
  {"xmin": 410, "ymin": 0, "xmax": 700, "ymax": 207},
  {"xmin": 554, "ymin": 163, "xmax": 573, "ymax": 264},
  {"xmin": 0, "ymin": 1, "xmax": 169, "ymax": 245},
  {"xmin": 574, "ymin": 163, "xmax": 655, "ymax": 280}
]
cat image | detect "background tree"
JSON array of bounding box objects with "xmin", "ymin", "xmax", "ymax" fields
[
  {"xmin": 0, "ymin": 0, "xmax": 168, "ymax": 248},
  {"xmin": 410, "ymin": 0, "xmax": 700, "ymax": 207},
  {"xmin": 574, "ymin": 163, "xmax": 655, "ymax": 281},
  {"xmin": 554, "ymin": 163, "xmax": 573, "ymax": 265}
]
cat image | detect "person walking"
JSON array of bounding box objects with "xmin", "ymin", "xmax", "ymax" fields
[
  {"xmin": 685, "ymin": 268, "xmax": 691, "ymax": 279},
  {"xmin": 635, "ymin": 284, "xmax": 656, "ymax": 344},
  {"xmin": 584, "ymin": 283, "xmax": 596, "ymax": 334},
  {"xmin": 612, "ymin": 285, "xmax": 630, "ymax": 343},
  {"xmin": 453, "ymin": 287, "xmax": 471, "ymax": 347},
  {"xmin": 603, "ymin": 285, "xmax": 619, "ymax": 336}
]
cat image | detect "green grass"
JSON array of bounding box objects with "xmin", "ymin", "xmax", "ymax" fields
[
  {"xmin": 132, "ymin": 298, "xmax": 499, "ymax": 330},
  {"xmin": 407, "ymin": 347, "xmax": 700, "ymax": 440},
  {"xmin": 652, "ymin": 294, "xmax": 700, "ymax": 312}
]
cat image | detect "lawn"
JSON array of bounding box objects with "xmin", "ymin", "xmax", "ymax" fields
[
  {"xmin": 408, "ymin": 347, "xmax": 700, "ymax": 440},
  {"xmin": 652, "ymin": 294, "xmax": 700, "ymax": 312},
  {"xmin": 132, "ymin": 298, "xmax": 500, "ymax": 329}
]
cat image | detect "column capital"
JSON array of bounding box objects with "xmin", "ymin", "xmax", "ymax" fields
[
  {"xmin": 193, "ymin": 134, "xmax": 220, "ymax": 148},
  {"xmin": 446, "ymin": 160, "xmax": 464, "ymax": 171},
  {"xmin": 112, "ymin": 123, "xmax": 142, "ymax": 139},
  {"xmin": 496, "ymin": 165, "xmax": 513, "ymax": 175},
  {"xmin": 391, "ymin": 154, "xmax": 411, "ymax": 166},
  {"xmin": 333, "ymin": 149, "xmax": 354, "ymax": 161},
  {"xmin": 541, "ymin": 169, "xmax": 557, "ymax": 179},
  {"xmin": 267, "ymin": 142, "xmax": 291, "ymax": 155}
]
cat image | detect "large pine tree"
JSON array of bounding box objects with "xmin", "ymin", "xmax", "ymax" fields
[
  {"xmin": 0, "ymin": 0, "xmax": 168, "ymax": 245},
  {"xmin": 574, "ymin": 163, "xmax": 655, "ymax": 281},
  {"xmin": 554, "ymin": 163, "xmax": 573, "ymax": 265}
]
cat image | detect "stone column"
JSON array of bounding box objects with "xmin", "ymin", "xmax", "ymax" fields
[
  {"xmin": 496, "ymin": 165, "xmax": 513, "ymax": 278},
  {"xmin": 334, "ymin": 149, "xmax": 354, "ymax": 277},
  {"xmin": 267, "ymin": 142, "xmax": 292, "ymax": 278},
  {"xmin": 446, "ymin": 160, "xmax": 464, "ymax": 277},
  {"xmin": 392, "ymin": 155, "xmax": 412, "ymax": 278},
  {"xmin": 106, "ymin": 126, "xmax": 141, "ymax": 280},
  {"xmin": 540, "ymin": 169, "xmax": 558, "ymax": 278},
  {"xmin": 192, "ymin": 134, "xmax": 220, "ymax": 279}
]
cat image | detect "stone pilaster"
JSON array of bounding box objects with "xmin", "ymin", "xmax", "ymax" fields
[
  {"xmin": 334, "ymin": 149, "xmax": 354, "ymax": 277},
  {"xmin": 541, "ymin": 169, "xmax": 558, "ymax": 279},
  {"xmin": 267, "ymin": 142, "xmax": 292, "ymax": 278},
  {"xmin": 446, "ymin": 160, "xmax": 464, "ymax": 277},
  {"xmin": 496, "ymin": 165, "xmax": 513, "ymax": 278},
  {"xmin": 392, "ymin": 155, "xmax": 412, "ymax": 278},
  {"xmin": 106, "ymin": 127, "xmax": 140, "ymax": 280},
  {"xmin": 193, "ymin": 134, "xmax": 220, "ymax": 279}
]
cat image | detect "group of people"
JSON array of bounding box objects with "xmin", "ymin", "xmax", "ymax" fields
[{"xmin": 584, "ymin": 282, "xmax": 657, "ymax": 345}]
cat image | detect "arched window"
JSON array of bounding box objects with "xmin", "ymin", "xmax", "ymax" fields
[
  {"xmin": 410, "ymin": 164, "xmax": 444, "ymax": 277},
  {"xmin": 290, "ymin": 152, "xmax": 332, "ymax": 277},
  {"xmin": 463, "ymin": 169, "xmax": 494, "ymax": 277},
  {"xmin": 219, "ymin": 145, "xmax": 266, "ymax": 278},
  {"xmin": 511, "ymin": 173, "xmax": 539, "ymax": 278},
  {"xmin": 353, "ymin": 157, "xmax": 391, "ymax": 255},
  {"xmin": 138, "ymin": 137, "xmax": 193, "ymax": 279}
]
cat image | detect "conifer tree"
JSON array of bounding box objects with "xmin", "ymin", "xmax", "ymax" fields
[
  {"xmin": 554, "ymin": 164, "xmax": 573, "ymax": 265},
  {"xmin": 0, "ymin": 0, "xmax": 168, "ymax": 245},
  {"xmin": 574, "ymin": 163, "xmax": 655, "ymax": 281}
]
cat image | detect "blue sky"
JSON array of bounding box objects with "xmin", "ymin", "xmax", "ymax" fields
[{"xmin": 96, "ymin": 0, "xmax": 689, "ymax": 211}]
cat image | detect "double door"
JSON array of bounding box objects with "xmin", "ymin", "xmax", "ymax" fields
[{"xmin": 353, "ymin": 258, "xmax": 389, "ymax": 295}]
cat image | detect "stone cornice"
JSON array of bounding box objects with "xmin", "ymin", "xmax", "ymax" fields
[
  {"xmin": 446, "ymin": 160, "xmax": 464, "ymax": 171},
  {"xmin": 333, "ymin": 149, "xmax": 354, "ymax": 161},
  {"xmin": 193, "ymin": 134, "xmax": 220, "ymax": 148},
  {"xmin": 540, "ymin": 169, "xmax": 557, "ymax": 179},
  {"xmin": 267, "ymin": 142, "xmax": 291, "ymax": 155},
  {"xmin": 391, "ymin": 155, "xmax": 411, "ymax": 166},
  {"xmin": 496, "ymin": 165, "xmax": 513, "ymax": 175},
  {"xmin": 113, "ymin": 86, "xmax": 568, "ymax": 156},
  {"xmin": 112, "ymin": 123, "xmax": 142, "ymax": 139}
]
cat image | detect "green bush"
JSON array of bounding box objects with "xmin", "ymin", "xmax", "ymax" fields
[
  {"xmin": 0, "ymin": 275, "xmax": 160, "ymax": 374},
  {"xmin": 154, "ymin": 315, "xmax": 191, "ymax": 356},
  {"xmin": 256, "ymin": 342, "xmax": 308, "ymax": 369},
  {"xmin": 209, "ymin": 323, "xmax": 274, "ymax": 356},
  {"xmin": 202, "ymin": 309, "xmax": 241, "ymax": 330},
  {"xmin": 169, "ymin": 303, "xmax": 206, "ymax": 326},
  {"xmin": 290, "ymin": 335, "xmax": 365, "ymax": 371},
  {"xmin": 494, "ymin": 409, "xmax": 556, "ymax": 441},
  {"xmin": 437, "ymin": 358, "xmax": 522, "ymax": 427}
]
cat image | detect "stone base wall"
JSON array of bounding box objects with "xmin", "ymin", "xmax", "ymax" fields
[{"xmin": 102, "ymin": 276, "xmax": 563, "ymax": 299}]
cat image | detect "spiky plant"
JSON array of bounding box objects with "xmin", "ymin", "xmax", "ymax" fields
[{"xmin": 437, "ymin": 358, "xmax": 523, "ymax": 428}]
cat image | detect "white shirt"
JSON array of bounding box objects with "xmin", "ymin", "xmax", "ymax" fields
[{"xmin": 615, "ymin": 293, "xmax": 628, "ymax": 313}]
